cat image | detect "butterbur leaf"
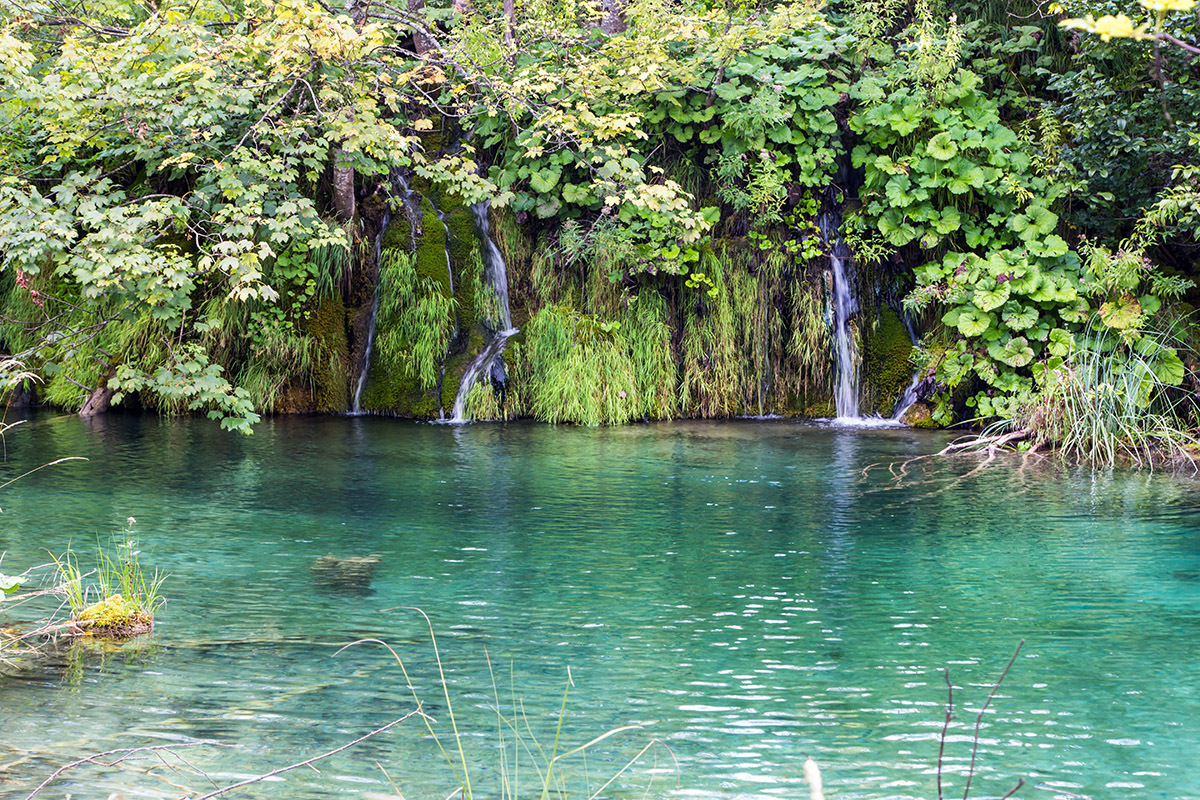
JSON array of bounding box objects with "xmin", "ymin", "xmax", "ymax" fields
[
  {"xmin": 957, "ymin": 307, "xmax": 993, "ymax": 336},
  {"xmin": 529, "ymin": 168, "xmax": 561, "ymax": 194},
  {"xmin": 933, "ymin": 206, "xmax": 961, "ymax": 234},
  {"xmin": 988, "ymin": 336, "xmax": 1035, "ymax": 368},
  {"xmin": 1001, "ymin": 302, "xmax": 1038, "ymax": 331},
  {"xmin": 1150, "ymin": 349, "xmax": 1185, "ymax": 386},
  {"xmin": 1010, "ymin": 204, "xmax": 1057, "ymax": 240},
  {"xmin": 1030, "ymin": 234, "xmax": 1068, "ymax": 258},
  {"xmin": 1099, "ymin": 295, "xmax": 1142, "ymax": 330},
  {"xmin": 927, "ymin": 131, "xmax": 958, "ymax": 161},
  {"xmin": 973, "ymin": 282, "xmax": 1010, "ymax": 312},
  {"xmin": 1047, "ymin": 328, "xmax": 1074, "ymax": 357}
]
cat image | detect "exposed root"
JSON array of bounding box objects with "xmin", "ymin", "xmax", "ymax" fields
[{"xmin": 862, "ymin": 429, "xmax": 1035, "ymax": 491}]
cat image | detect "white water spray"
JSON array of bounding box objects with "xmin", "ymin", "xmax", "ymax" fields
[{"xmin": 448, "ymin": 202, "xmax": 517, "ymax": 423}]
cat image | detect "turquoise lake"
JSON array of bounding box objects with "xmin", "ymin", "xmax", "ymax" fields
[{"xmin": 1, "ymin": 413, "xmax": 1199, "ymax": 799}]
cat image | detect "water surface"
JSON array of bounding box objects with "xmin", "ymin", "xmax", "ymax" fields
[{"xmin": 1, "ymin": 414, "xmax": 1198, "ymax": 799}]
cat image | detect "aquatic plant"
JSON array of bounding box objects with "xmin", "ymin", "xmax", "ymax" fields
[{"xmin": 341, "ymin": 610, "xmax": 677, "ymax": 800}]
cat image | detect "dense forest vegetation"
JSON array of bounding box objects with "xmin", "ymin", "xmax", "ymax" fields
[{"xmin": 2, "ymin": 0, "xmax": 1200, "ymax": 460}]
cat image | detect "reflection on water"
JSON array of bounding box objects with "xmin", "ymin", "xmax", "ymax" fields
[{"xmin": 0, "ymin": 413, "xmax": 1199, "ymax": 799}]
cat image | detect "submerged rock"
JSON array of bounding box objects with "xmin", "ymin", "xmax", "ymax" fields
[{"xmin": 312, "ymin": 554, "xmax": 381, "ymax": 595}]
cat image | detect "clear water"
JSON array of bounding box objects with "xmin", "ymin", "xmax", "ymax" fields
[{"xmin": 2, "ymin": 414, "xmax": 1199, "ymax": 800}]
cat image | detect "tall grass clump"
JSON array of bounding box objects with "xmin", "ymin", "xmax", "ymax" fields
[
  {"xmin": 788, "ymin": 276, "xmax": 831, "ymax": 404},
  {"xmin": 375, "ymin": 248, "xmax": 457, "ymax": 390},
  {"xmin": 623, "ymin": 289, "xmax": 678, "ymax": 420},
  {"xmin": 526, "ymin": 306, "xmax": 638, "ymax": 425},
  {"xmin": 1011, "ymin": 323, "xmax": 1198, "ymax": 468},
  {"xmin": 680, "ymin": 247, "xmax": 742, "ymax": 416}
]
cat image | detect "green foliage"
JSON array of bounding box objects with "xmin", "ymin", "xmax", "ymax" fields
[
  {"xmin": 525, "ymin": 306, "xmax": 638, "ymax": 426},
  {"xmin": 1009, "ymin": 323, "xmax": 1198, "ymax": 467},
  {"xmin": 375, "ymin": 248, "xmax": 457, "ymax": 391}
]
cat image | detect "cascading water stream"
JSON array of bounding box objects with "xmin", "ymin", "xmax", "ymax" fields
[
  {"xmin": 351, "ymin": 211, "xmax": 390, "ymax": 413},
  {"xmin": 448, "ymin": 201, "xmax": 517, "ymax": 423},
  {"xmin": 820, "ymin": 210, "xmax": 860, "ymax": 420},
  {"xmin": 890, "ymin": 311, "xmax": 922, "ymax": 421}
]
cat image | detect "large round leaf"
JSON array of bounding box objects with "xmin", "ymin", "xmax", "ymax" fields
[
  {"xmin": 957, "ymin": 308, "xmax": 994, "ymax": 337},
  {"xmin": 988, "ymin": 336, "xmax": 1035, "ymax": 368},
  {"xmin": 927, "ymin": 131, "xmax": 958, "ymax": 161},
  {"xmin": 1001, "ymin": 302, "xmax": 1038, "ymax": 331},
  {"xmin": 973, "ymin": 282, "xmax": 1010, "ymax": 312}
]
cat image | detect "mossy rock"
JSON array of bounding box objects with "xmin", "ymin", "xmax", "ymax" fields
[
  {"xmin": 902, "ymin": 401, "xmax": 937, "ymax": 428},
  {"xmin": 306, "ymin": 296, "xmax": 350, "ymax": 412},
  {"xmin": 361, "ymin": 358, "xmax": 442, "ymax": 418},
  {"xmin": 803, "ymin": 400, "xmax": 836, "ymax": 418},
  {"xmin": 75, "ymin": 594, "xmax": 154, "ymax": 638},
  {"xmin": 864, "ymin": 305, "xmax": 914, "ymax": 415},
  {"xmin": 444, "ymin": 206, "xmax": 479, "ymax": 328},
  {"xmin": 381, "ymin": 211, "xmax": 416, "ymax": 253},
  {"xmin": 415, "ymin": 200, "xmax": 454, "ymax": 296}
]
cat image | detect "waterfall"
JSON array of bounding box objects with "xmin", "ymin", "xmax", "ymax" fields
[
  {"xmin": 820, "ymin": 210, "xmax": 860, "ymax": 420},
  {"xmin": 890, "ymin": 312, "xmax": 922, "ymax": 421},
  {"xmin": 351, "ymin": 211, "xmax": 390, "ymax": 413},
  {"xmin": 448, "ymin": 201, "xmax": 517, "ymax": 423},
  {"xmin": 890, "ymin": 374, "xmax": 921, "ymax": 421}
]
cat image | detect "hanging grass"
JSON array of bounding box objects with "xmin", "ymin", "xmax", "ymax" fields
[
  {"xmin": 624, "ymin": 289, "xmax": 679, "ymax": 420},
  {"xmin": 680, "ymin": 247, "xmax": 743, "ymax": 417},
  {"xmin": 787, "ymin": 273, "xmax": 832, "ymax": 409},
  {"xmin": 526, "ymin": 306, "xmax": 638, "ymax": 426},
  {"xmin": 375, "ymin": 248, "xmax": 457, "ymax": 391}
]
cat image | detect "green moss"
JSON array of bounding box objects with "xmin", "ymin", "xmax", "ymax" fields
[
  {"xmin": 415, "ymin": 201, "xmax": 454, "ymax": 296},
  {"xmin": 305, "ymin": 296, "xmax": 350, "ymax": 412},
  {"xmin": 443, "ymin": 206, "xmax": 478, "ymax": 328},
  {"xmin": 907, "ymin": 402, "xmax": 939, "ymax": 428},
  {"xmin": 381, "ymin": 211, "xmax": 415, "ymax": 252},
  {"xmin": 864, "ymin": 305, "xmax": 914, "ymax": 415}
]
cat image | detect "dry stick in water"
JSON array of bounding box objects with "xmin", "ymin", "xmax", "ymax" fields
[
  {"xmin": 961, "ymin": 639, "xmax": 1025, "ymax": 800},
  {"xmin": 24, "ymin": 742, "xmax": 225, "ymax": 800},
  {"xmin": 183, "ymin": 711, "xmax": 427, "ymax": 800},
  {"xmin": 934, "ymin": 639, "xmax": 1026, "ymax": 800},
  {"xmin": 937, "ymin": 667, "xmax": 953, "ymax": 800}
]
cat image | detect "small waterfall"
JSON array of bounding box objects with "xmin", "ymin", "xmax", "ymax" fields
[
  {"xmin": 448, "ymin": 201, "xmax": 517, "ymax": 423},
  {"xmin": 472, "ymin": 202, "xmax": 512, "ymax": 330},
  {"xmin": 891, "ymin": 375, "xmax": 921, "ymax": 421},
  {"xmin": 890, "ymin": 311, "xmax": 922, "ymax": 421},
  {"xmin": 352, "ymin": 211, "xmax": 390, "ymax": 413},
  {"xmin": 820, "ymin": 210, "xmax": 860, "ymax": 420}
]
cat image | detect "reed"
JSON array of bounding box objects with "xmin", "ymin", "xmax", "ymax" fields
[{"xmin": 340, "ymin": 609, "xmax": 677, "ymax": 800}]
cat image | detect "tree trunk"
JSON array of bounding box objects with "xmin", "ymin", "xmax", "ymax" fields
[
  {"xmin": 332, "ymin": 154, "xmax": 356, "ymax": 221},
  {"xmin": 333, "ymin": 0, "xmax": 365, "ymax": 222},
  {"xmin": 599, "ymin": 0, "xmax": 626, "ymax": 35},
  {"xmin": 408, "ymin": 0, "xmax": 435, "ymax": 56},
  {"xmin": 503, "ymin": 0, "xmax": 515, "ymax": 47},
  {"xmin": 79, "ymin": 373, "xmax": 116, "ymax": 417}
]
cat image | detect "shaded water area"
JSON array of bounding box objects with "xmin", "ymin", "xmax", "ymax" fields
[{"xmin": 2, "ymin": 414, "xmax": 1200, "ymax": 799}]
